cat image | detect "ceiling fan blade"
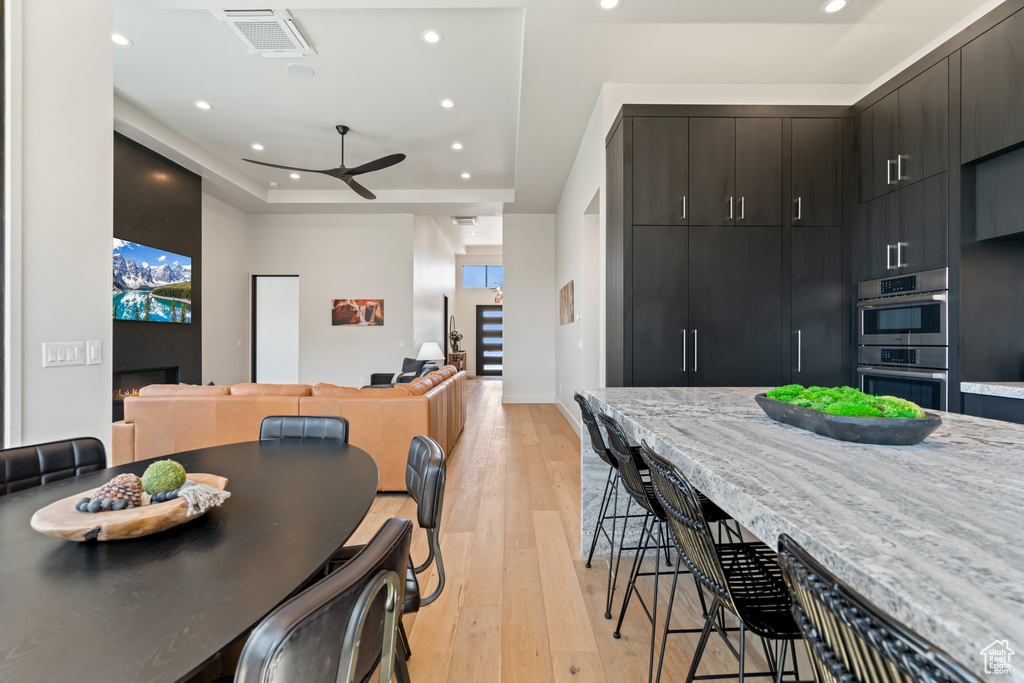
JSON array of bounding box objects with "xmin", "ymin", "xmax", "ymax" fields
[
  {"xmin": 344, "ymin": 153, "xmax": 406, "ymax": 177},
  {"xmin": 242, "ymin": 158, "xmax": 337, "ymax": 175},
  {"xmin": 342, "ymin": 175, "xmax": 376, "ymax": 200}
]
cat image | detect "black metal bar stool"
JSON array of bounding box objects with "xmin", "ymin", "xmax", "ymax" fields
[
  {"xmin": 639, "ymin": 440, "xmax": 802, "ymax": 683},
  {"xmin": 574, "ymin": 392, "xmax": 651, "ymax": 619},
  {"xmin": 777, "ymin": 534, "xmax": 980, "ymax": 683}
]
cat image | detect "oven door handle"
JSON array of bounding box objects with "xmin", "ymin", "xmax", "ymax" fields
[
  {"xmin": 856, "ymin": 366, "xmax": 947, "ymax": 380},
  {"xmin": 858, "ymin": 292, "xmax": 946, "ymax": 308}
]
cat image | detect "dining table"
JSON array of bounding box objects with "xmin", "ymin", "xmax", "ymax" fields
[{"xmin": 0, "ymin": 438, "xmax": 380, "ymax": 683}]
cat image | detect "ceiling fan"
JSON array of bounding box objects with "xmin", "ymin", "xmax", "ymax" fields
[{"xmin": 242, "ymin": 125, "xmax": 405, "ymax": 200}]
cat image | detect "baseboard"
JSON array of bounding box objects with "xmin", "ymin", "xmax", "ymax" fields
[
  {"xmin": 501, "ymin": 395, "xmax": 555, "ymax": 404},
  {"xmin": 556, "ymin": 399, "xmax": 582, "ymax": 436}
]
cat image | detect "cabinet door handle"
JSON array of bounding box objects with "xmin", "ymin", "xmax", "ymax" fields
[
  {"xmin": 796, "ymin": 330, "xmax": 802, "ymax": 373},
  {"xmin": 794, "ymin": 196, "xmax": 802, "ymax": 222},
  {"xmin": 886, "ymin": 244, "xmax": 896, "ymax": 270},
  {"xmin": 682, "ymin": 329, "xmax": 687, "ymax": 372},
  {"xmin": 692, "ymin": 329, "xmax": 698, "ymax": 373},
  {"xmin": 681, "ymin": 196, "xmax": 687, "ymax": 221},
  {"xmin": 886, "ymin": 159, "xmax": 898, "ymax": 186},
  {"xmin": 897, "ymin": 154, "xmax": 907, "ymax": 181},
  {"xmin": 739, "ymin": 196, "xmax": 745, "ymax": 221},
  {"xmin": 897, "ymin": 241, "xmax": 907, "ymax": 268},
  {"xmin": 728, "ymin": 197, "xmax": 734, "ymax": 221}
]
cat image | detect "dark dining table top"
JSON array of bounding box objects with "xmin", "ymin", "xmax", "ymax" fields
[{"xmin": 0, "ymin": 439, "xmax": 379, "ymax": 683}]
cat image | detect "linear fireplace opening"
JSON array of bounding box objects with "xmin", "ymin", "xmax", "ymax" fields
[{"xmin": 113, "ymin": 367, "xmax": 179, "ymax": 421}]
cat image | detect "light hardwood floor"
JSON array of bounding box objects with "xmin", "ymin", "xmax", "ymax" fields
[{"xmin": 351, "ymin": 378, "xmax": 802, "ymax": 683}]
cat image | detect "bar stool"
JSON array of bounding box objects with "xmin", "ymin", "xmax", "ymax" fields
[
  {"xmin": 574, "ymin": 392, "xmax": 650, "ymax": 619},
  {"xmin": 777, "ymin": 534, "xmax": 979, "ymax": 683},
  {"xmin": 639, "ymin": 440, "xmax": 802, "ymax": 683},
  {"xmin": 600, "ymin": 413, "xmax": 734, "ymax": 682}
]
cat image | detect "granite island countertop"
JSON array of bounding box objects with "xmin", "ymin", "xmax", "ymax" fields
[{"xmin": 581, "ymin": 387, "xmax": 1024, "ymax": 683}]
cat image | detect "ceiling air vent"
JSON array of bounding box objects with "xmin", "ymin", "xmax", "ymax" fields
[
  {"xmin": 452, "ymin": 217, "xmax": 479, "ymax": 227},
  {"xmin": 212, "ymin": 10, "xmax": 316, "ymax": 58}
]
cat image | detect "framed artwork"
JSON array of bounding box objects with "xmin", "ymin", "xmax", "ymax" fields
[
  {"xmin": 559, "ymin": 280, "xmax": 574, "ymax": 325},
  {"xmin": 332, "ymin": 299, "xmax": 384, "ymax": 326},
  {"xmin": 113, "ymin": 238, "xmax": 192, "ymax": 323}
]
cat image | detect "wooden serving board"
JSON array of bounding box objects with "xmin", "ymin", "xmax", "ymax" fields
[{"xmin": 30, "ymin": 473, "xmax": 229, "ymax": 542}]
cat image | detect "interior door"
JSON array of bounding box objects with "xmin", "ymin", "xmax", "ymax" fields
[
  {"xmin": 252, "ymin": 275, "xmax": 300, "ymax": 383},
  {"xmin": 632, "ymin": 117, "xmax": 689, "ymax": 225},
  {"xmin": 632, "ymin": 226, "xmax": 689, "ymax": 386},
  {"xmin": 735, "ymin": 118, "xmax": 782, "ymax": 226},
  {"xmin": 688, "ymin": 227, "xmax": 783, "ymax": 387},
  {"xmin": 688, "ymin": 118, "xmax": 736, "ymax": 226}
]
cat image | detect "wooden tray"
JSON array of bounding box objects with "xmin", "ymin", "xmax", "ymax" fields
[
  {"xmin": 754, "ymin": 394, "xmax": 942, "ymax": 445},
  {"xmin": 30, "ymin": 473, "xmax": 229, "ymax": 542}
]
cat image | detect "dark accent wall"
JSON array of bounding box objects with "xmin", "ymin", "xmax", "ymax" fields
[{"xmin": 113, "ymin": 133, "xmax": 202, "ymax": 420}]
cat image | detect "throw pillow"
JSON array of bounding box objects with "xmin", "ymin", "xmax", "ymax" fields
[{"xmin": 401, "ymin": 357, "xmax": 428, "ymax": 374}]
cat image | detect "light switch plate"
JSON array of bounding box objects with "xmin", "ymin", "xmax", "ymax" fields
[
  {"xmin": 86, "ymin": 340, "xmax": 102, "ymax": 365},
  {"xmin": 42, "ymin": 342, "xmax": 86, "ymax": 368}
]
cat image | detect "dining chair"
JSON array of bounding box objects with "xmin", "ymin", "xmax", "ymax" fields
[
  {"xmin": 259, "ymin": 415, "xmax": 349, "ymax": 442},
  {"xmin": 233, "ymin": 518, "xmax": 413, "ymax": 683},
  {"xmin": 777, "ymin": 533, "xmax": 980, "ymax": 683},
  {"xmin": 639, "ymin": 440, "xmax": 801, "ymax": 683},
  {"xmin": 0, "ymin": 437, "xmax": 106, "ymax": 497}
]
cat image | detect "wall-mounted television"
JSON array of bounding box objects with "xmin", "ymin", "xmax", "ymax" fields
[{"xmin": 113, "ymin": 238, "xmax": 192, "ymax": 323}]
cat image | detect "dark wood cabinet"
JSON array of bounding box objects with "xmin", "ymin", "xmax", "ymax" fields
[
  {"xmin": 688, "ymin": 227, "xmax": 783, "ymax": 387},
  {"xmin": 791, "ymin": 118, "xmax": 842, "ymax": 227},
  {"xmin": 976, "ymin": 145, "xmax": 1024, "ymax": 241},
  {"xmin": 857, "ymin": 60, "xmax": 948, "ymax": 203},
  {"xmin": 963, "ymin": 393, "xmax": 1024, "ymax": 425},
  {"xmin": 689, "ymin": 118, "xmax": 736, "ymax": 226},
  {"xmin": 962, "ymin": 8, "xmax": 1024, "ymax": 163},
  {"xmin": 791, "ymin": 227, "xmax": 844, "ymax": 386},
  {"xmin": 852, "ymin": 193, "xmax": 898, "ymax": 282},
  {"xmin": 736, "ymin": 118, "xmax": 782, "ymax": 226},
  {"xmin": 632, "ymin": 226, "xmax": 689, "ymax": 386},
  {"xmin": 632, "ymin": 117, "xmax": 688, "ymax": 225}
]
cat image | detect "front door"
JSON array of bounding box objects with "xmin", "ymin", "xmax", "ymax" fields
[{"xmin": 476, "ymin": 305, "xmax": 503, "ymax": 377}]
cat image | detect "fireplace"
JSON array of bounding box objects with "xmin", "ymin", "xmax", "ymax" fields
[{"xmin": 112, "ymin": 367, "xmax": 179, "ymax": 421}]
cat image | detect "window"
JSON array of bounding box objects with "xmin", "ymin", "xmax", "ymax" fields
[{"xmin": 462, "ymin": 265, "xmax": 502, "ymax": 288}]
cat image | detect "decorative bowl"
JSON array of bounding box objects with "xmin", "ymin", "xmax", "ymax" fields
[{"xmin": 754, "ymin": 394, "xmax": 942, "ymax": 446}]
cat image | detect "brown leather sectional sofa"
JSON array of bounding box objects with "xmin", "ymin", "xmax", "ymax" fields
[{"xmin": 111, "ymin": 366, "xmax": 467, "ymax": 492}]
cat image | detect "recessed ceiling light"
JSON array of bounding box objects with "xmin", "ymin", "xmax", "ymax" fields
[
  {"xmin": 471, "ymin": 232, "xmax": 478, "ymax": 235},
  {"xmin": 112, "ymin": 33, "xmax": 133, "ymax": 46},
  {"xmin": 597, "ymin": 0, "xmax": 621, "ymax": 9},
  {"xmin": 251, "ymin": 143, "xmax": 264, "ymax": 151},
  {"xmin": 269, "ymin": 181, "xmax": 279, "ymax": 187},
  {"xmin": 461, "ymin": 172, "xmax": 471, "ymax": 179},
  {"xmin": 290, "ymin": 173, "xmax": 300, "ymax": 180},
  {"xmin": 440, "ymin": 99, "xmax": 455, "ymax": 109},
  {"xmin": 452, "ymin": 142, "xmax": 463, "ymax": 150},
  {"xmin": 421, "ymin": 30, "xmax": 442, "ymax": 44},
  {"xmin": 194, "ymin": 100, "xmax": 212, "ymax": 110},
  {"xmin": 821, "ymin": 0, "xmax": 847, "ymax": 13}
]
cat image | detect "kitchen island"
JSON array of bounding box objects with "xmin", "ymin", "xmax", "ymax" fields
[{"xmin": 581, "ymin": 387, "xmax": 1024, "ymax": 683}]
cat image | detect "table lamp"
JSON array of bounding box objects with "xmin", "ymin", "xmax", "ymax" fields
[{"xmin": 417, "ymin": 341, "xmax": 445, "ymax": 363}]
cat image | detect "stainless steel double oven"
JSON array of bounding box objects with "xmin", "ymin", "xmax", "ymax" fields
[{"xmin": 856, "ymin": 268, "xmax": 948, "ymax": 411}]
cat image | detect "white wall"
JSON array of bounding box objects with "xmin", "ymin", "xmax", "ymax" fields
[
  {"xmin": 201, "ymin": 193, "xmax": 250, "ymax": 385},
  {"xmin": 412, "ymin": 217, "xmax": 456, "ymax": 360},
  {"xmin": 502, "ymin": 214, "xmax": 556, "ymax": 403},
  {"xmin": 246, "ymin": 214, "xmax": 414, "ymax": 388},
  {"xmin": 455, "ymin": 252, "xmax": 503, "ymax": 376},
  {"xmin": 6, "ymin": 0, "xmax": 114, "ymax": 452}
]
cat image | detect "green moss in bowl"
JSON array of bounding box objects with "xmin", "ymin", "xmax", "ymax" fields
[{"xmin": 766, "ymin": 385, "xmax": 926, "ymax": 419}]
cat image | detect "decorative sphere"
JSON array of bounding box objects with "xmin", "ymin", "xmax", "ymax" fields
[{"xmin": 141, "ymin": 459, "xmax": 187, "ymax": 494}]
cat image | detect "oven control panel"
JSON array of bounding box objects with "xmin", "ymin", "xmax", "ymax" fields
[
  {"xmin": 880, "ymin": 348, "xmax": 916, "ymax": 364},
  {"xmin": 858, "ymin": 346, "xmax": 948, "ymax": 370},
  {"xmin": 880, "ymin": 275, "xmax": 917, "ymax": 294}
]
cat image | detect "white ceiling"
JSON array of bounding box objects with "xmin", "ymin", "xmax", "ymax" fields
[{"xmin": 114, "ymin": 0, "xmax": 1004, "ymax": 226}]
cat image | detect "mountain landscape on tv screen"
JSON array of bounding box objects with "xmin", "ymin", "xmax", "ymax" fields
[{"xmin": 113, "ymin": 239, "xmax": 192, "ymax": 323}]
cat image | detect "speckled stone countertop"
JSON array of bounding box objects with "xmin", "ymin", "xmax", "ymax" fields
[
  {"xmin": 961, "ymin": 381, "xmax": 1024, "ymax": 400},
  {"xmin": 582, "ymin": 387, "xmax": 1023, "ymax": 683}
]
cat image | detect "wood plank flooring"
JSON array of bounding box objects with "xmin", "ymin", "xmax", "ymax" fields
[{"xmin": 350, "ymin": 378, "xmax": 805, "ymax": 683}]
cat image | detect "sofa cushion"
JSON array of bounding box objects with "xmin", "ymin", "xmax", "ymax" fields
[
  {"xmin": 359, "ymin": 386, "xmax": 410, "ymax": 397},
  {"xmin": 405, "ymin": 380, "xmax": 430, "ymax": 396},
  {"xmin": 312, "ymin": 383, "xmax": 361, "ymax": 397},
  {"xmin": 401, "ymin": 357, "xmax": 428, "ymax": 374},
  {"xmin": 139, "ymin": 384, "xmax": 231, "ymax": 397},
  {"xmin": 230, "ymin": 383, "xmax": 312, "ymax": 397}
]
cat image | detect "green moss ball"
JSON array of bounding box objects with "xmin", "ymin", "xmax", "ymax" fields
[{"xmin": 141, "ymin": 459, "xmax": 186, "ymax": 494}]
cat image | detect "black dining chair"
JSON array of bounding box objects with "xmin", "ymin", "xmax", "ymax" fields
[
  {"xmin": 0, "ymin": 437, "xmax": 106, "ymax": 497},
  {"xmin": 574, "ymin": 392, "xmax": 651, "ymax": 619},
  {"xmin": 777, "ymin": 534, "xmax": 980, "ymax": 683},
  {"xmin": 233, "ymin": 518, "xmax": 413, "ymax": 683},
  {"xmin": 330, "ymin": 435, "xmax": 447, "ymax": 661},
  {"xmin": 259, "ymin": 415, "xmax": 349, "ymax": 442},
  {"xmin": 640, "ymin": 440, "xmax": 801, "ymax": 683}
]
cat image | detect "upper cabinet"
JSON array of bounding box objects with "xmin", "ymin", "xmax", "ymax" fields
[
  {"xmin": 688, "ymin": 118, "xmax": 781, "ymax": 226},
  {"xmin": 791, "ymin": 118, "xmax": 842, "ymax": 227},
  {"xmin": 962, "ymin": 8, "xmax": 1024, "ymax": 163},
  {"xmin": 632, "ymin": 117, "xmax": 689, "ymax": 225},
  {"xmin": 857, "ymin": 60, "xmax": 948, "ymax": 203}
]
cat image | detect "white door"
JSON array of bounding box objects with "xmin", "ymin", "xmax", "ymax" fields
[{"xmin": 254, "ymin": 275, "xmax": 300, "ymax": 383}]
